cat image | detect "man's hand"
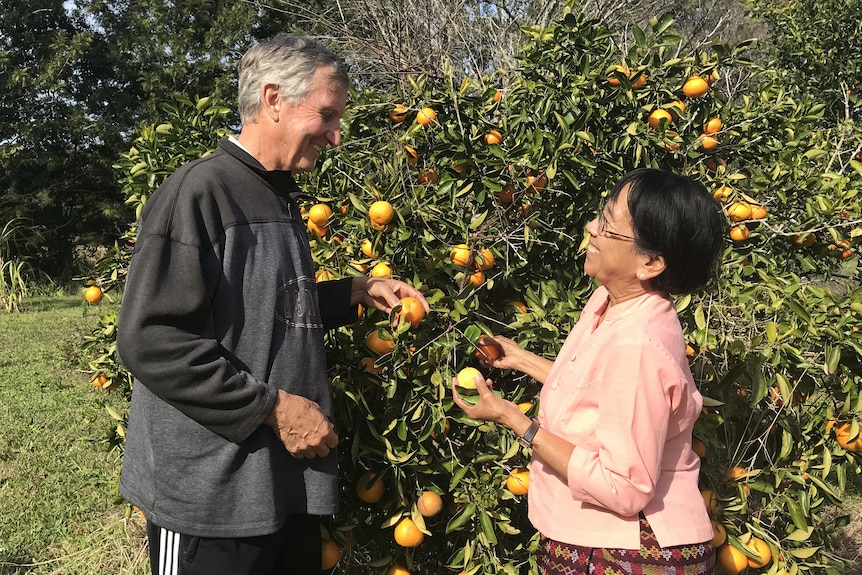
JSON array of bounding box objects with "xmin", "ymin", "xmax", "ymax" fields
[
  {"xmin": 264, "ymin": 390, "xmax": 338, "ymax": 459},
  {"xmin": 351, "ymin": 277, "xmax": 430, "ymax": 315}
]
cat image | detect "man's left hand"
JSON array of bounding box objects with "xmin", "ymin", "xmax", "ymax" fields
[{"xmin": 350, "ymin": 277, "xmax": 430, "ymax": 315}]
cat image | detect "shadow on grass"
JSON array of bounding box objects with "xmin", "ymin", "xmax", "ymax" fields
[{"xmin": 0, "ymin": 554, "xmax": 36, "ymax": 575}]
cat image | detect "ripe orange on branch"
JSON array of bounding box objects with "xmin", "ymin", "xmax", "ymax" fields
[
  {"xmin": 368, "ymin": 200, "xmax": 394, "ymax": 226},
  {"xmin": 682, "ymin": 76, "xmax": 709, "ymax": 98},
  {"xmin": 506, "ymin": 468, "xmax": 530, "ymax": 495},
  {"xmin": 415, "ymin": 107, "xmax": 436, "ymax": 126},
  {"xmin": 729, "ymin": 225, "xmax": 750, "ymax": 242},
  {"xmin": 746, "ymin": 537, "xmax": 772, "ymax": 568},
  {"xmin": 648, "ymin": 109, "xmax": 673, "ymax": 129},
  {"xmin": 356, "ymin": 472, "xmax": 385, "ymax": 503},
  {"xmin": 84, "ymin": 285, "xmax": 103, "ymax": 304},
  {"xmin": 321, "ymin": 539, "xmax": 340, "ymax": 570},
  {"xmin": 699, "ymin": 135, "xmax": 719, "ymax": 151},
  {"xmin": 717, "ymin": 544, "xmax": 749, "ymax": 575},
  {"xmin": 365, "ymin": 329, "xmax": 394, "ymax": 355},
  {"xmin": 485, "ymin": 129, "xmax": 503, "ymax": 145},
  {"xmin": 727, "ymin": 202, "xmax": 752, "ymax": 222},
  {"xmin": 417, "ymin": 491, "xmax": 444, "ymax": 517},
  {"xmin": 704, "ymin": 117, "xmax": 723, "ymax": 134},
  {"xmin": 307, "ymin": 203, "xmax": 332, "ymax": 226},
  {"xmin": 393, "ymin": 517, "xmax": 424, "ymax": 547},
  {"xmin": 474, "ymin": 248, "xmax": 494, "ymax": 271},
  {"xmin": 389, "ymin": 104, "xmax": 409, "ymax": 123}
]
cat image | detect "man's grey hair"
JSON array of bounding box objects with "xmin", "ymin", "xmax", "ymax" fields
[{"xmin": 237, "ymin": 34, "xmax": 349, "ymax": 125}]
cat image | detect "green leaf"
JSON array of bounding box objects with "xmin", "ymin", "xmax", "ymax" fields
[{"xmin": 446, "ymin": 502, "xmax": 477, "ymax": 533}]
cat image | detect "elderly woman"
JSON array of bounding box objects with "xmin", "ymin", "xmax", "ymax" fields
[{"xmin": 453, "ymin": 168, "xmax": 724, "ymax": 575}]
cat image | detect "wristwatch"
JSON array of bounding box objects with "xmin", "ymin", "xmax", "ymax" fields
[{"xmin": 518, "ymin": 418, "xmax": 541, "ymax": 448}]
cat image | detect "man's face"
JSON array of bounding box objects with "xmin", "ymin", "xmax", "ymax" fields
[{"xmin": 275, "ymin": 67, "xmax": 347, "ymax": 173}]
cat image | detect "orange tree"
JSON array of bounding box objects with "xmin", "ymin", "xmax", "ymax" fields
[{"xmin": 87, "ymin": 8, "xmax": 861, "ymax": 575}]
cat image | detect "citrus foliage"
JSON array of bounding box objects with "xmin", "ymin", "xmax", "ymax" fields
[{"xmin": 85, "ymin": 7, "xmax": 862, "ymax": 575}]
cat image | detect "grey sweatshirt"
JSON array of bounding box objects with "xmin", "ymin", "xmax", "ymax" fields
[{"xmin": 117, "ymin": 138, "xmax": 354, "ymax": 537}]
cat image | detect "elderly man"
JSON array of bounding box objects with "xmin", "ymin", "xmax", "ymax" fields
[{"xmin": 117, "ymin": 35, "xmax": 428, "ymax": 575}]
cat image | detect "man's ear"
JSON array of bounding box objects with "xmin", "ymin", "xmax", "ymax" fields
[{"xmin": 261, "ymin": 83, "xmax": 281, "ymax": 120}]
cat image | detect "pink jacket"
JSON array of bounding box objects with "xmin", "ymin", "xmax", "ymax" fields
[{"xmin": 528, "ymin": 286, "xmax": 713, "ymax": 549}]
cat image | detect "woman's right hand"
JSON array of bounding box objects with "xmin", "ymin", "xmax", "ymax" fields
[{"xmin": 477, "ymin": 335, "xmax": 554, "ymax": 385}]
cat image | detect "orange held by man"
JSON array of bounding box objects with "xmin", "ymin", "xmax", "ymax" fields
[
  {"xmin": 682, "ymin": 76, "xmax": 710, "ymax": 98},
  {"xmin": 393, "ymin": 517, "xmax": 424, "ymax": 547},
  {"xmin": 415, "ymin": 107, "xmax": 436, "ymax": 126},
  {"xmin": 485, "ymin": 129, "xmax": 503, "ymax": 145},
  {"xmin": 506, "ymin": 468, "xmax": 530, "ymax": 495},
  {"xmin": 84, "ymin": 285, "xmax": 103, "ymax": 304},
  {"xmin": 356, "ymin": 471, "xmax": 385, "ymax": 503},
  {"xmin": 397, "ymin": 296, "xmax": 426, "ymax": 329},
  {"xmin": 417, "ymin": 490, "xmax": 444, "ymax": 517},
  {"xmin": 321, "ymin": 538, "xmax": 340, "ymax": 570}
]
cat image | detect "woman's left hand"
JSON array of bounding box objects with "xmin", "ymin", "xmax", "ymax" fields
[{"xmin": 451, "ymin": 372, "xmax": 521, "ymax": 427}]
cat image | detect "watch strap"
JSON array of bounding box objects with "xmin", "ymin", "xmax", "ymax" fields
[{"xmin": 518, "ymin": 418, "xmax": 540, "ymax": 447}]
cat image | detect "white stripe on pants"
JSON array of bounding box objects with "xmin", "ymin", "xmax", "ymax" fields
[{"xmin": 158, "ymin": 527, "xmax": 180, "ymax": 575}]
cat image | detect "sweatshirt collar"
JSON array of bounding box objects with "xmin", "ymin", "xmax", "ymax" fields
[{"xmin": 219, "ymin": 137, "xmax": 303, "ymax": 199}]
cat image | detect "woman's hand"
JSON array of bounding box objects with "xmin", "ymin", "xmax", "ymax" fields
[
  {"xmin": 451, "ymin": 372, "xmax": 528, "ymax": 433},
  {"xmin": 475, "ymin": 335, "xmax": 554, "ymax": 385}
]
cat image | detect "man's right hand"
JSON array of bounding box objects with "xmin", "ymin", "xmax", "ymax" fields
[{"xmin": 264, "ymin": 390, "xmax": 338, "ymax": 459}]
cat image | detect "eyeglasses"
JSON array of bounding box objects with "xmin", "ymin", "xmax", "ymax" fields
[{"xmin": 596, "ymin": 201, "xmax": 635, "ymax": 242}]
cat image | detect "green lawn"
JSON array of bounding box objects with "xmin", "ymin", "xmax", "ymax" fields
[{"xmin": 0, "ymin": 296, "xmax": 147, "ymax": 575}]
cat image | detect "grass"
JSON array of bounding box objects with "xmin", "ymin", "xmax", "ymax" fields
[
  {"xmin": 0, "ymin": 295, "xmax": 147, "ymax": 575},
  {"xmin": 2, "ymin": 294, "xmax": 862, "ymax": 574}
]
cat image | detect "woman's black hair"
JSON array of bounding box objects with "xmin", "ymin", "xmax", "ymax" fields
[{"xmin": 607, "ymin": 168, "xmax": 726, "ymax": 295}]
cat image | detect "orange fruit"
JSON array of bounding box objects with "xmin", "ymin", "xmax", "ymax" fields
[
  {"xmin": 705, "ymin": 67, "xmax": 720, "ymax": 84},
  {"xmin": 506, "ymin": 468, "xmax": 530, "ymax": 495},
  {"xmin": 793, "ymin": 232, "xmax": 816, "ymax": 247},
  {"xmin": 474, "ymin": 248, "xmax": 494, "ymax": 271},
  {"xmin": 682, "ymin": 76, "xmax": 709, "ymax": 98},
  {"xmin": 475, "ymin": 336, "xmax": 503, "ymax": 361},
  {"xmin": 493, "ymin": 90, "xmax": 502, "ymax": 103},
  {"xmin": 365, "ymin": 329, "xmax": 394, "ymax": 355},
  {"xmin": 527, "ymin": 172, "xmax": 547, "ymax": 192},
  {"xmin": 648, "ymin": 109, "xmax": 673, "ymax": 129},
  {"xmin": 711, "ymin": 520, "xmax": 727, "ymax": 547},
  {"xmin": 717, "ymin": 544, "xmax": 749, "ymax": 575},
  {"xmin": 450, "ymin": 244, "xmax": 472, "ymax": 267},
  {"xmin": 729, "ymin": 225, "xmax": 750, "ymax": 242},
  {"xmin": 485, "ymin": 129, "xmax": 503, "ymax": 145},
  {"xmin": 389, "ymin": 105, "xmax": 409, "ymax": 123},
  {"xmin": 670, "ymin": 99, "xmax": 686, "ymax": 115},
  {"xmin": 685, "ymin": 344, "xmax": 697, "ymax": 362},
  {"xmin": 356, "ymin": 472, "xmax": 385, "ymax": 503},
  {"xmin": 456, "ymin": 367, "xmax": 483, "ymax": 389},
  {"xmin": 307, "ymin": 220, "xmax": 327, "ymax": 238},
  {"xmin": 387, "ymin": 566, "xmax": 410, "ymax": 575},
  {"xmin": 91, "ymin": 373, "xmax": 108, "ymax": 388},
  {"xmin": 701, "ymin": 489, "xmax": 718, "ymax": 516},
  {"xmin": 321, "ymin": 538, "xmax": 340, "ymax": 570},
  {"xmin": 699, "ymin": 135, "xmax": 719, "ymax": 151},
  {"xmin": 495, "ymin": 185, "xmax": 516, "ymax": 203},
  {"xmin": 746, "ymin": 537, "xmax": 772, "ymax": 568},
  {"xmin": 370, "ymin": 262, "xmax": 392, "ymax": 278},
  {"xmin": 630, "ymin": 71, "xmax": 647, "ymax": 89},
  {"xmin": 404, "ymin": 145, "xmax": 418, "ymax": 165},
  {"xmin": 467, "ymin": 270, "xmax": 485, "ymax": 288},
  {"xmin": 834, "ymin": 422, "xmax": 862, "ymax": 452},
  {"xmin": 727, "ymin": 202, "xmax": 753, "ymax": 221},
  {"xmin": 713, "ymin": 186, "xmax": 732, "ymax": 201},
  {"xmin": 704, "ymin": 117, "xmax": 723, "ymax": 134},
  {"xmin": 308, "ymin": 203, "xmax": 333, "ymax": 226},
  {"xmin": 84, "ymin": 285, "xmax": 103, "ymax": 304},
  {"xmin": 692, "ymin": 438, "xmax": 707, "ymax": 458},
  {"xmin": 368, "ymin": 200, "xmax": 395, "ymax": 226},
  {"xmin": 517, "ymin": 401, "xmax": 534, "ymax": 414},
  {"xmin": 706, "ymin": 157, "xmax": 727, "ymax": 173},
  {"xmin": 750, "ymin": 205, "xmax": 768, "ymax": 220},
  {"xmin": 417, "ymin": 168, "xmax": 438, "ymax": 185},
  {"xmin": 393, "ymin": 517, "xmax": 424, "ymax": 547},
  {"xmin": 415, "ymin": 107, "xmax": 436, "ymax": 126},
  {"xmin": 359, "ymin": 356, "xmax": 383, "ymax": 374},
  {"xmin": 606, "ymin": 64, "xmax": 629, "ymax": 86},
  {"xmin": 397, "ymin": 296, "xmax": 426, "ymax": 329},
  {"xmin": 417, "ymin": 491, "xmax": 443, "ymax": 517},
  {"xmin": 829, "ymin": 239, "xmax": 853, "ymax": 260},
  {"xmin": 662, "ymin": 130, "xmax": 681, "ymax": 151},
  {"xmin": 725, "ymin": 466, "xmax": 749, "ymax": 482},
  {"xmin": 315, "ymin": 269, "xmax": 334, "ymax": 282},
  {"xmin": 506, "ymin": 300, "xmax": 528, "ymax": 314},
  {"xmin": 361, "ymin": 239, "xmax": 379, "ymax": 259}
]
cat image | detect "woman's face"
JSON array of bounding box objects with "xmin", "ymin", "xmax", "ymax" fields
[{"xmin": 584, "ymin": 184, "xmax": 644, "ymax": 290}]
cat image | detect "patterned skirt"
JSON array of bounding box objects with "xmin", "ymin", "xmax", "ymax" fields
[{"xmin": 536, "ymin": 516, "xmax": 715, "ymax": 575}]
